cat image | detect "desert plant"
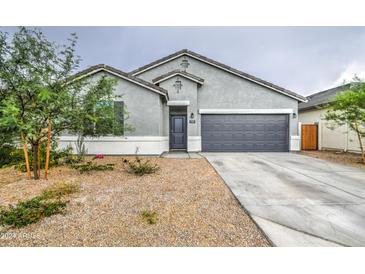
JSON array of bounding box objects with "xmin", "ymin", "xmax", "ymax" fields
[
  {"xmin": 0, "ymin": 181, "xmax": 80, "ymax": 228},
  {"xmin": 0, "ymin": 197, "xmax": 67, "ymax": 228},
  {"xmin": 71, "ymin": 161, "xmax": 114, "ymax": 174},
  {"xmin": 122, "ymin": 157, "xmax": 159, "ymax": 176},
  {"xmin": 141, "ymin": 210, "xmax": 158, "ymax": 224},
  {"xmin": 75, "ymin": 135, "xmax": 87, "ymax": 161},
  {"xmin": 0, "ymin": 27, "xmax": 132, "ymax": 179},
  {"xmin": 40, "ymin": 181, "xmax": 80, "ymax": 200}
]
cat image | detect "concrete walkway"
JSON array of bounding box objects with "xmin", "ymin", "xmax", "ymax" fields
[
  {"xmin": 203, "ymin": 152, "xmax": 365, "ymax": 247},
  {"xmin": 161, "ymin": 151, "xmax": 202, "ymax": 159}
]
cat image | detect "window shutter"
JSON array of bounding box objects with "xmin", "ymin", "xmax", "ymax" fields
[{"xmin": 113, "ymin": 101, "xmax": 124, "ymax": 135}]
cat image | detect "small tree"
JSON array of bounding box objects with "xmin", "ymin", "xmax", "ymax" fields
[
  {"xmin": 0, "ymin": 27, "xmax": 131, "ymax": 179},
  {"xmin": 324, "ymin": 81, "xmax": 365, "ymax": 164}
]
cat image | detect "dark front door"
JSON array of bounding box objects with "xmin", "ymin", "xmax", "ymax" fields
[{"xmin": 170, "ymin": 115, "xmax": 187, "ymax": 149}]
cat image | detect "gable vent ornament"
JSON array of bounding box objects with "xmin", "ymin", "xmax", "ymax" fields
[
  {"xmin": 180, "ymin": 58, "xmax": 190, "ymax": 70},
  {"xmin": 173, "ymin": 77, "xmax": 183, "ymax": 93}
]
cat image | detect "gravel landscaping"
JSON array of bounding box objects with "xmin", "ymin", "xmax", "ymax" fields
[
  {"xmin": 0, "ymin": 157, "xmax": 270, "ymax": 247},
  {"xmin": 301, "ymin": 150, "xmax": 365, "ymax": 169}
]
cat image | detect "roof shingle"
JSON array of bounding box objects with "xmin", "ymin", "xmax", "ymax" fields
[{"xmin": 299, "ymin": 83, "xmax": 352, "ymax": 111}]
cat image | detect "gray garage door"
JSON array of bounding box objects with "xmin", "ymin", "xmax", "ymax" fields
[{"xmin": 201, "ymin": 114, "xmax": 289, "ymax": 152}]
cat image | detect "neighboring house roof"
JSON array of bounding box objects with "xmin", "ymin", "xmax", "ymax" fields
[
  {"xmin": 152, "ymin": 69, "xmax": 204, "ymax": 85},
  {"xmin": 299, "ymin": 83, "xmax": 352, "ymax": 111},
  {"xmin": 69, "ymin": 64, "xmax": 168, "ymax": 98},
  {"xmin": 130, "ymin": 49, "xmax": 307, "ymax": 102}
]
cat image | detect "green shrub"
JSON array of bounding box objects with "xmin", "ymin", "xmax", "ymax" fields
[
  {"xmin": 141, "ymin": 210, "xmax": 158, "ymax": 224},
  {"xmin": 14, "ymin": 144, "xmax": 75, "ymax": 172},
  {"xmin": 0, "ymin": 197, "xmax": 67, "ymax": 228},
  {"xmin": 0, "ymin": 144, "xmax": 23, "ymax": 168},
  {"xmin": 0, "ymin": 141, "xmax": 81, "ymax": 171},
  {"xmin": 71, "ymin": 161, "xmax": 114, "ymax": 174},
  {"xmin": 122, "ymin": 157, "xmax": 159, "ymax": 176},
  {"xmin": 0, "ymin": 181, "xmax": 80, "ymax": 228},
  {"xmin": 63, "ymin": 153, "xmax": 83, "ymax": 165}
]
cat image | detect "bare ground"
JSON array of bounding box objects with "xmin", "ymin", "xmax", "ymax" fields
[
  {"xmin": 0, "ymin": 157, "xmax": 269, "ymax": 247},
  {"xmin": 301, "ymin": 150, "xmax": 365, "ymax": 169}
]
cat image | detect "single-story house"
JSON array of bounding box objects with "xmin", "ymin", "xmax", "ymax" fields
[
  {"xmin": 299, "ymin": 83, "xmax": 365, "ymax": 153},
  {"xmin": 59, "ymin": 49, "xmax": 307, "ymax": 155}
]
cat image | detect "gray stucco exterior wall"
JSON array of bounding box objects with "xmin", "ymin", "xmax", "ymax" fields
[
  {"xmin": 159, "ymin": 77, "xmax": 199, "ymax": 136},
  {"xmin": 89, "ymin": 71, "xmax": 165, "ymax": 136},
  {"xmin": 60, "ymin": 54, "xmax": 301, "ymax": 155},
  {"xmin": 136, "ymin": 56, "xmax": 299, "ymax": 136}
]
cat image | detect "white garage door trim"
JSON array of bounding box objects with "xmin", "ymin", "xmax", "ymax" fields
[{"xmin": 199, "ymin": 108, "xmax": 294, "ymax": 114}]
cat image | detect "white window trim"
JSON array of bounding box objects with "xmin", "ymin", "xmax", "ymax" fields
[
  {"xmin": 199, "ymin": 109, "xmax": 294, "ymax": 114},
  {"xmin": 167, "ymin": 100, "xmax": 190, "ymax": 106}
]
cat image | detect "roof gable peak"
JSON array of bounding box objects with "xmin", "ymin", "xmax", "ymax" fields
[
  {"xmin": 152, "ymin": 69, "xmax": 204, "ymax": 85},
  {"xmin": 130, "ymin": 49, "xmax": 307, "ymax": 102},
  {"xmin": 69, "ymin": 64, "xmax": 168, "ymax": 98}
]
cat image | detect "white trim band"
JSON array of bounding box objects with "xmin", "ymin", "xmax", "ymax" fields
[
  {"xmin": 199, "ymin": 109, "xmax": 294, "ymax": 114},
  {"xmin": 167, "ymin": 100, "xmax": 190, "ymax": 106},
  {"xmin": 154, "ymin": 72, "xmax": 204, "ymax": 85},
  {"xmin": 59, "ymin": 136, "xmax": 168, "ymax": 142},
  {"xmin": 57, "ymin": 136, "xmax": 169, "ymax": 155}
]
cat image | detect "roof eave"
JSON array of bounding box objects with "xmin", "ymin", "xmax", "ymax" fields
[
  {"xmin": 299, "ymin": 103, "xmax": 328, "ymax": 112},
  {"xmin": 131, "ymin": 50, "xmax": 307, "ymax": 102},
  {"xmin": 69, "ymin": 65, "xmax": 168, "ymax": 99}
]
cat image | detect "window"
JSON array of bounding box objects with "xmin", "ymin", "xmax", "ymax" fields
[
  {"xmin": 113, "ymin": 101, "xmax": 124, "ymax": 135},
  {"xmin": 84, "ymin": 101, "xmax": 124, "ymax": 136}
]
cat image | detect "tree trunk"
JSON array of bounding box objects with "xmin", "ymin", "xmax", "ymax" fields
[
  {"xmin": 38, "ymin": 144, "xmax": 41, "ymax": 177},
  {"xmin": 45, "ymin": 119, "xmax": 51, "ymax": 180},
  {"xmin": 354, "ymin": 123, "xmax": 365, "ymax": 165},
  {"xmin": 20, "ymin": 132, "xmax": 31, "ymax": 180},
  {"xmin": 32, "ymin": 143, "xmax": 39, "ymax": 180}
]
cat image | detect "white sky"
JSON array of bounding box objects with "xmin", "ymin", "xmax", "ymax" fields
[{"xmin": 1, "ymin": 26, "xmax": 365, "ymax": 96}]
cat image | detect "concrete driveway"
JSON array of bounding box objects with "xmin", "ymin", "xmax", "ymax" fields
[{"xmin": 203, "ymin": 153, "xmax": 365, "ymax": 246}]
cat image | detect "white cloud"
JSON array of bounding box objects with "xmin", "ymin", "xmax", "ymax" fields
[{"xmin": 333, "ymin": 62, "xmax": 365, "ymax": 87}]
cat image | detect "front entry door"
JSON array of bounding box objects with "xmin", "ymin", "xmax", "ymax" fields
[{"xmin": 170, "ymin": 115, "xmax": 187, "ymax": 149}]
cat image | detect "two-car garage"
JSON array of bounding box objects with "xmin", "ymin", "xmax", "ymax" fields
[{"xmin": 201, "ymin": 114, "xmax": 289, "ymax": 152}]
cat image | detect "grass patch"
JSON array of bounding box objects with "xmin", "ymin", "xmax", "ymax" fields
[
  {"xmin": 40, "ymin": 181, "xmax": 80, "ymax": 200},
  {"xmin": 0, "ymin": 181, "xmax": 80, "ymax": 228},
  {"xmin": 141, "ymin": 210, "xmax": 158, "ymax": 224},
  {"xmin": 71, "ymin": 161, "xmax": 114, "ymax": 174},
  {"xmin": 122, "ymin": 157, "xmax": 159, "ymax": 176}
]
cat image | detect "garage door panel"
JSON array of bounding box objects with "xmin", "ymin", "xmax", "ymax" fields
[{"xmin": 201, "ymin": 114, "xmax": 289, "ymax": 152}]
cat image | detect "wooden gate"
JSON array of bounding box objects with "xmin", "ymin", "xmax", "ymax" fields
[{"xmin": 301, "ymin": 124, "xmax": 318, "ymax": 150}]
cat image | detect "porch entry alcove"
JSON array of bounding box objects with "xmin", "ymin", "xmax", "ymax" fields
[{"xmin": 169, "ymin": 106, "xmax": 187, "ymax": 150}]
